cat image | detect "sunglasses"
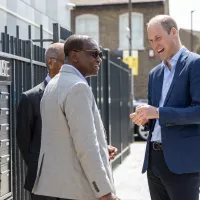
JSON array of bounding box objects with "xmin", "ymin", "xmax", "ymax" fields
[{"xmin": 72, "ymin": 49, "xmax": 103, "ymax": 59}]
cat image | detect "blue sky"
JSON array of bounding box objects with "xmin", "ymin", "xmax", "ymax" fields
[{"xmin": 169, "ymin": 0, "xmax": 200, "ymax": 31}]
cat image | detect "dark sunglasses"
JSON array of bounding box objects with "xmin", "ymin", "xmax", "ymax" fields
[{"xmin": 72, "ymin": 49, "xmax": 103, "ymax": 59}]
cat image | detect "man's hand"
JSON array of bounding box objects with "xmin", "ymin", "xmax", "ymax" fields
[
  {"xmin": 100, "ymin": 193, "xmax": 120, "ymax": 200},
  {"xmin": 136, "ymin": 104, "xmax": 159, "ymax": 121},
  {"xmin": 130, "ymin": 112, "xmax": 149, "ymax": 126},
  {"xmin": 108, "ymin": 146, "xmax": 118, "ymax": 160}
]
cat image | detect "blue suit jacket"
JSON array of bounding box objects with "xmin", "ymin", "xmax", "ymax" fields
[{"xmin": 142, "ymin": 49, "xmax": 200, "ymax": 174}]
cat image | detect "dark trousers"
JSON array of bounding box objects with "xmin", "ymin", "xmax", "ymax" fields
[
  {"xmin": 31, "ymin": 194, "xmax": 74, "ymax": 200},
  {"xmin": 147, "ymin": 144, "xmax": 200, "ymax": 200}
]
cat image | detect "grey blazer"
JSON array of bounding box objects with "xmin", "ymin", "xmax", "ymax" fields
[{"xmin": 32, "ymin": 65, "xmax": 115, "ymax": 200}]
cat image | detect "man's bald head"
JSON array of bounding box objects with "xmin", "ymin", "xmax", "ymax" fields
[
  {"xmin": 45, "ymin": 43, "xmax": 64, "ymax": 70},
  {"xmin": 147, "ymin": 15, "xmax": 178, "ymax": 34},
  {"xmin": 64, "ymin": 34, "xmax": 96, "ymax": 57},
  {"xmin": 45, "ymin": 43, "xmax": 65, "ymax": 78}
]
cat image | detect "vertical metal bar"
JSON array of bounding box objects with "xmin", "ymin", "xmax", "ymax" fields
[
  {"xmin": 30, "ymin": 40, "xmax": 34, "ymax": 87},
  {"xmin": 40, "ymin": 25, "xmax": 43, "ymax": 48},
  {"xmin": 28, "ymin": 25, "xmax": 31, "ymax": 40},
  {"xmin": 14, "ymin": 36, "xmax": 22, "ymax": 200},
  {"xmin": 119, "ymin": 62, "xmax": 123, "ymax": 163},
  {"xmin": 104, "ymin": 49, "xmax": 111, "ymax": 145},
  {"xmin": 5, "ymin": 26, "xmax": 7, "ymax": 34},
  {"xmin": 102, "ymin": 49, "xmax": 109, "ymax": 139},
  {"xmin": 14, "ymin": 37, "xmax": 18, "ymax": 55},
  {"xmin": 128, "ymin": 0, "xmax": 132, "ymax": 57},
  {"xmin": 38, "ymin": 46, "xmax": 42, "ymax": 62},
  {"xmin": 11, "ymin": 58, "xmax": 18, "ymax": 200},
  {"xmin": 96, "ymin": 70, "xmax": 100, "ymax": 109},
  {"xmin": 18, "ymin": 39, "xmax": 22, "ymax": 57},
  {"xmin": 10, "ymin": 36, "xmax": 14, "ymax": 55},
  {"xmin": 33, "ymin": 45, "xmax": 36, "ymax": 61},
  {"xmin": 53, "ymin": 23, "xmax": 60, "ymax": 43},
  {"xmin": 87, "ymin": 77, "xmax": 91, "ymax": 85},
  {"xmin": 36, "ymin": 46, "xmax": 39, "ymax": 61},
  {"xmin": 9, "ymin": 70, "xmax": 13, "ymax": 200},
  {"xmin": 128, "ymin": 0, "xmax": 134, "ymax": 102},
  {"xmin": 16, "ymin": 25, "xmax": 19, "ymax": 38},
  {"xmin": 42, "ymin": 48, "xmax": 46, "ymax": 63},
  {"xmin": 22, "ymin": 41, "xmax": 26, "ymax": 58},
  {"xmin": 25, "ymin": 40, "xmax": 31, "ymax": 90},
  {"xmin": 6, "ymin": 33, "xmax": 10, "ymax": 53},
  {"xmin": 1, "ymin": 32, "xmax": 5, "ymax": 52},
  {"xmin": 100, "ymin": 59, "xmax": 104, "ymax": 123}
]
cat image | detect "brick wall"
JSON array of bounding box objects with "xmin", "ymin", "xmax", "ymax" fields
[{"xmin": 71, "ymin": 2, "xmax": 199, "ymax": 99}]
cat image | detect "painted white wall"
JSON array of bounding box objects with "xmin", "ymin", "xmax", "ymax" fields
[{"xmin": 0, "ymin": 0, "xmax": 72, "ymax": 47}]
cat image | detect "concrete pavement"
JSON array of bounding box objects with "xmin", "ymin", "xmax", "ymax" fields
[{"xmin": 113, "ymin": 142, "xmax": 151, "ymax": 200}]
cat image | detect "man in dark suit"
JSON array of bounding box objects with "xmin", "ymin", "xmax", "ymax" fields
[
  {"xmin": 16, "ymin": 43, "xmax": 65, "ymax": 200},
  {"xmin": 130, "ymin": 15, "xmax": 200, "ymax": 200}
]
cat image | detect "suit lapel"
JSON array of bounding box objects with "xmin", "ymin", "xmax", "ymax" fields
[
  {"xmin": 39, "ymin": 80, "xmax": 47, "ymax": 99},
  {"xmin": 163, "ymin": 49, "xmax": 190, "ymax": 106},
  {"xmin": 154, "ymin": 65, "xmax": 164, "ymax": 107}
]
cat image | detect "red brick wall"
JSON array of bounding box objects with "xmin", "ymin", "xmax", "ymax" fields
[{"xmin": 71, "ymin": 2, "xmax": 171, "ymax": 99}]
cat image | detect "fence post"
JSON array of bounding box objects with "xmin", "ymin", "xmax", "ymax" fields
[
  {"xmin": 53, "ymin": 23, "xmax": 60, "ymax": 43},
  {"xmin": 30, "ymin": 40, "xmax": 34, "ymax": 87},
  {"xmin": 102, "ymin": 49, "xmax": 111, "ymax": 145},
  {"xmin": 1, "ymin": 32, "xmax": 5, "ymax": 52},
  {"xmin": 26, "ymin": 40, "xmax": 34, "ymax": 88},
  {"xmin": 119, "ymin": 59, "xmax": 123, "ymax": 163},
  {"xmin": 40, "ymin": 25, "xmax": 43, "ymax": 48}
]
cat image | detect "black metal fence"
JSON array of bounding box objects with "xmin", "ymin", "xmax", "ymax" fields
[
  {"xmin": 88, "ymin": 51, "xmax": 132, "ymax": 168},
  {"xmin": 0, "ymin": 24, "xmax": 132, "ymax": 200}
]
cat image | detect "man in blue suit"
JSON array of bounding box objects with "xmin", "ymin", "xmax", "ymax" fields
[{"xmin": 130, "ymin": 15, "xmax": 200, "ymax": 200}]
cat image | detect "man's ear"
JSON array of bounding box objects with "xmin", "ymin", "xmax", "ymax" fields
[
  {"xmin": 47, "ymin": 57, "xmax": 53, "ymax": 69},
  {"xmin": 171, "ymin": 27, "xmax": 177, "ymax": 36},
  {"xmin": 70, "ymin": 51, "xmax": 78, "ymax": 63}
]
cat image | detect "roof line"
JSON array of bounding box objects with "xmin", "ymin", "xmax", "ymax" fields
[{"xmin": 75, "ymin": 1, "xmax": 164, "ymax": 7}]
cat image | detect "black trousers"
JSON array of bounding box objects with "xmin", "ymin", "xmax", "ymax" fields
[
  {"xmin": 31, "ymin": 194, "xmax": 74, "ymax": 200},
  {"xmin": 147, "ymin": 144, "xmax": 200, "ymax": 200}
]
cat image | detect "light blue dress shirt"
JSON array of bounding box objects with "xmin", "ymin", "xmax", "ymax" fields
[
  {"xmin": 63, "ymin": 64, "xmax": 88, "ymax": 84},
  {"xmin": 151, "ymin": 47, "xmax": 185, "ymax": 142},
  {"xmin": 45, "ymin": 64, "xmax": 88, "ymax": 85},
  {"xmin": 45, "ymin": 74, "xmax": 51, "ymax": 83}
]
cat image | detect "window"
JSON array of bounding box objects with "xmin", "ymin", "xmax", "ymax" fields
[
  {"xmin": 76, "ymin": 14, "xmax": 99, "ymax": 44},
  {"xmin": 119, "ymin": 12, "xmax": 144, "ymax": 50}
]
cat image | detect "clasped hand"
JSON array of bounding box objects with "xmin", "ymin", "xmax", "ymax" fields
[{"xmin": 129, "ymin": 104, "xmax": 159, "ymax": 126}]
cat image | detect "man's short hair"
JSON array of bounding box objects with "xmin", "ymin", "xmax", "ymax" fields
[
  {"xmin": 147, "ymin": 15, "xmax": 178, "ymax": 34},
  {"xmin": 64, "ymin": 34, "xmax": 93, "ymax": 57},
  {"xmin": 45, "ymin": 43, "xmax": 62, "ymax": 71}
]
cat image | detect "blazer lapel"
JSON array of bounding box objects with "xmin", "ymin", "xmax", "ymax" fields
[
  {"xmin": 154, "ymin": 65, "xmax": 164, "ymax": 107},
  {"xmin": 39, "ymin": 80, "xmax": 47, "ymax": 99},
  {"xmin": 163, "ymin": 49, "xmax": 190, "ymax": 106}
]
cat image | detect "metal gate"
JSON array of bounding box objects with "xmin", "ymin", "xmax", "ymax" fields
[
  {"xmin": 0, "ymin": 58, "xmax": 13, "ymax": 200},
  {"xmin": 0, "ymin": 23, "xmax": 132, "ymax": 200}
]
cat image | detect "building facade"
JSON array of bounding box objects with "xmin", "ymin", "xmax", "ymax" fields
[
  {"xmin": 70, "ymin": 0, "xmax": 200, "ymax": 99},
  {"xmin": 0, "ymin": 0, "xmax": 73, "ymax": 46},
  {"xmin": 71, "ymin": 0, "xmax": 170, "ymax": 99}
]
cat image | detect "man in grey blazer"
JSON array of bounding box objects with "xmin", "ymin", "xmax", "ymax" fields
[{"xmin": 32, "ymin": 35, "xmax": 120, "ymax": 200}]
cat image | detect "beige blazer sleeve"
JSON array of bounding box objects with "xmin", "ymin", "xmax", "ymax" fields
[{"xmin": 64, "ymin": 82, "xmax": 113, "ymax": 198}]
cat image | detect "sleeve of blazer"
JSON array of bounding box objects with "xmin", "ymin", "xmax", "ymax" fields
[
  {"xmin": 64, "ymin": 83, "xmax": 113, "ymax": 198},
  {"xmin": 159, "ymin": 58, "xmax": 200, "ymax": 126},
  {"xmin": 16, "ymin": 93, "xmax": 33, "ymax": 164}
]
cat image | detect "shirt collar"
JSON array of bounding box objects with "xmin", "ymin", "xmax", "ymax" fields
[
  {"xmin": 162, "ymin": 46, "xmax": 186, "ymax": 70},
  {"xmin": 45, "ymin": 74, "xmax": 51, "ymax": 83},
  {"xmin": 62, "ymin": 64, "xmax": 88, "ymax": 84}
]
